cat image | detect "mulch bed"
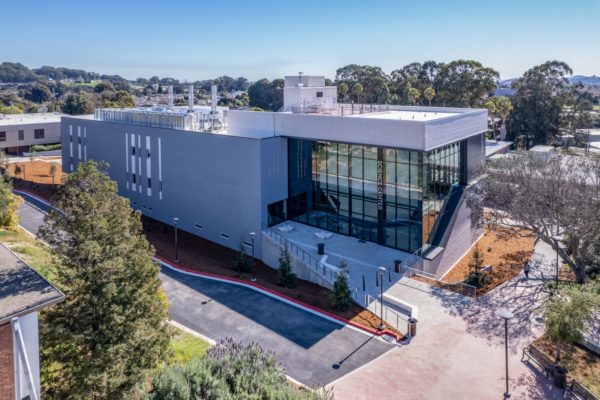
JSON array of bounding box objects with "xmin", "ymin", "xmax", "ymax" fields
[
  {"xmin": 10, "ymin": 161, "xmax": 404, "ymax": 338},
  {"xmin": 534, "ymin": 334, "xmax": 600, "ymax": 396}
]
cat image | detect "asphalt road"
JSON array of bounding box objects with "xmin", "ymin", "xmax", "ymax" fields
[{"xmin": 15, "ymin": 191, "xmax": 394, "ymax": 386}]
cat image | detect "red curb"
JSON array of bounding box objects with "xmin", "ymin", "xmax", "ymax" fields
[{"xmin": 155, "ymin": 254, "xmax": 404, "ymax": 342}]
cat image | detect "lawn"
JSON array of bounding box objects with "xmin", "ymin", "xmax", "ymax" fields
[
  {"xmin": 167, "ymin": 326, "xmax": 211, "ymax": 365},
  {"xmin": 0, "ymin": 227, "xmax": 58, "ymax": 283}
]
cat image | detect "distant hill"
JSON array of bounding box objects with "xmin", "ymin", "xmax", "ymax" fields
[{"xmin": 569, "ymin": 75, "xmax": 600, "ymax": 86}]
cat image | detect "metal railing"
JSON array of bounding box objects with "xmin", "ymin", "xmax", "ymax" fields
[
  {"xmin": 283, "ymin": 103, "xmax": 391, "ymax": 116},
  {"xmin": 263, "ymin": 229, "xmax": 338, "ymax": 283},
  {"xmin": 364, "ymin": 293, "xmax": 409, "ymax": 333}
]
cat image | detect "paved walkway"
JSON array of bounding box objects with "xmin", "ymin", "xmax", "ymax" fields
[{"xmin": 328, "ymin": 239, "xmax": 565, "ymax": 399}]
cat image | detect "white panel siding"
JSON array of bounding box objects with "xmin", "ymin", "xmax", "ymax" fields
[
  {"xmin": 77, "ymin": 126, "xmax": 81, "ymax": 159},
  {"xmin": 158, "ymin": 137, "xmax": 162, "ymax": 200},
  {"xmin": 125, "ymin": 134, "xmax": 129, "ymax": 189},
  {"xmin": 83, "ymin": 127, "xmax": 87, "ymax": 160},
  {"xmin": 137, "ymin": 134, "xmax": 142, "ymax": 193},
  {"xmin": 130, "ymin": 133, "xmax": 136, "ymax": 191}
]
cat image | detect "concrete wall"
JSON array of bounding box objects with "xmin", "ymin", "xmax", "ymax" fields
[
  {"xmin": 0, "ymin": 121, "xmax": 61, "ymax": 151},
  {"xmin": 424, "ymin": 199, "xmax": 482, "ymax": 278},
  {"xmin": 62, "ymin": 118, "xmax": 288, "ymax": 257}
]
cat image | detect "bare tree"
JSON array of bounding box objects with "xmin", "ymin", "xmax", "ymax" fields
[{"xmin": 467, "ymin": 151, "xmax": 600, "ymax": 283}]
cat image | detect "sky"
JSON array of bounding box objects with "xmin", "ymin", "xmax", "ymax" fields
[{"xmin": 3, "ymin": 0, "xmax": 599, "ymax": 81}]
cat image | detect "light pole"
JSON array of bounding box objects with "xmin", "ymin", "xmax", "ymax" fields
[
  {"xmin": 553, "ymin": 233, "xmax": 561, "ymax": 286},
  {"xmin": 496, "ymin": 308, "xmax": 514, "ymax": 399},
  {"xmin": 249, "ymin": 232, "xmax": 256, "ymax": 258},
  {"xmin": 173, "ymin": 217, "xmax": 180, "ymax": 264},
  {"xmin": 378, "ymin": 266, "xmax": 386, "ymax": 331}
]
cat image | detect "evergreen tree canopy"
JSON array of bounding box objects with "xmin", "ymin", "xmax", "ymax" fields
[{"xmin": 39, "ymin": 161, "xmax": 169, "ymax": 399}]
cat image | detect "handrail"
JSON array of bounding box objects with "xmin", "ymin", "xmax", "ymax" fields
[{"xmin": 364, "ymin": 293, "xmax": 409, "ymax": 333}]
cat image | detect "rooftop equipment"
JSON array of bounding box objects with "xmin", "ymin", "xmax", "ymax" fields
[
  {"xmin": 168, "ymin": 85, "xmax": 174, "ymax": 110},
  {"xmin": 188, "ymin": 84, "xmax": 194, "ymax": 112},
  {"xmin": 211, "ymin": 85, "xmax": 218, "ymax": 114}
]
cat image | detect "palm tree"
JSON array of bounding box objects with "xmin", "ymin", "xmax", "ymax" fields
[
  {"xmin": 408, "ymin": 87, "xmax": 421, "ymax": 106},
  {"xmin": 483, "ymin": 97, "xmax": 512, "ymax": 140},
  {"xmin": 351, "ymin": 83, "xmax": 364, "ymax": 103},
  {"xmin": 49, "ymin": 163, "xmax": 57, "ymax": 191},
  {"xmin": 423, "ymin": 86, "xmax": 435, "ymax": 107}
]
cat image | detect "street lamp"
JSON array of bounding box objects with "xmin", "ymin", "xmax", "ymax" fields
[
  {"xmin": 496, "ymin": 308, "xmax": 514, "ymax": 399},
  {"xmin": 249, "ymin": 232, "xmax": 256, "ymax": 258},
  {"xmin": 553, "ymin": 233, "xmax": 561, "ymax": 286},
  {"xmin": 173, "ymin": 217, "xmax": 180, "ymax": 264},
  {"xmin": 378, "ymin": 266, "xmax": 386, "ymax": 331}
]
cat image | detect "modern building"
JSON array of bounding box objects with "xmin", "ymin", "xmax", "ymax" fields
[
  {"xmin": 0, "ymin": 244, "xmax": 64, "ymax": 400},
  {"xmin": 0, "ymin": 112, "xmax": 68, "ymax": 154},
  {"xmin": 61, "ymin": 75, "xmax": 487, "ymax": 279}
]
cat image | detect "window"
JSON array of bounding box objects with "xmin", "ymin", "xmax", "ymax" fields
[
  {"xmin": 0, "ymin": 132, "xmax": 5, "ymax": 142},
  {"xmin": 147, "ymin": 149, "xmax": 151, "ymax": 158},
  {"xmin": 34, "ymin": 129, "xmax": 44, "ymax": 139},
  {"xmin": 316, "ymin": 91, "xmax": 323, "ymax": 98},
  {"xmin": 220, "ymin": 232, "xmax": 230, "ymax": 239},
  {"xmin": 194, "ymin": 224, "xmax": 203, "ymax": 230},
  {"xmin": 132, "ymin": 174, "xmax": 136, "ymax": 184},
  {"xmin": 131, "ymin": 147, "xmax": 135, "ymax": 155},
  {"xmin": 18, "ymin": 130, "xmax": 24, "ymax": 141},
  {"xmin": 147, "ymin": 178, "xmax": 151, "ymax": 188}
]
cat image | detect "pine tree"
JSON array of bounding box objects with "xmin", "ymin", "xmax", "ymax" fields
[
  {"xmin": 277, "ymin": 247, "xmax": 296, "ymax": 288},
  {"xmin": 38, "ymin": 161, "xmax": 170, "ymax": 399},
  {"xmin": 233, "ymin": 241, "xmax": 251, "ymax": 273},
  {"xmin": 331, "ymin": 261, "xmax": 352, "ymax": 311},
  {"xmin": 465, "ymin": 244, "xmax": 490, "ymax": 289}
]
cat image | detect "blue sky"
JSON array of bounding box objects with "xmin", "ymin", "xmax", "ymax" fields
[{"xmin": 3, "ymin": 0, "xmax": 599, "ymax": 81}]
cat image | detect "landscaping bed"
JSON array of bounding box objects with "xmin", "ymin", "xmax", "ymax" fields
[
  {"xmin": 440, "ymin": 225, "xmax": 535, "ymax": 295},
  {"xmin": 8, "ymin": 159, "xmax": 63, "ymax": 201},
  {"xmin": 533, "ymin": 334, "xmax": 600, "ymax": 397}
]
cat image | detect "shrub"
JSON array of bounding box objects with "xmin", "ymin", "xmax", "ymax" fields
[
  {"xmin": 30, "ymin": 143, "xmax": 61, "ymax": 152},
  {"xmin": 277, "ymin": 247, "xmax": 296, "ymax": 288},
  {"xmin": 233, "ymin": 242, "xmax": 252, "ymax": 273},
  {"xmin": 151, "ymin": 338, "xmax": 330, "ymax": 399},
  {"xmin": 331, "ymin": 261, "xmax": 352, "ymax": 311}
]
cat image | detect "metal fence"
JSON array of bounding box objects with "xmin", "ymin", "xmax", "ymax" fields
[{"xmin": 400, "ymin": 264, "xmax": 478, "ymax": 297}]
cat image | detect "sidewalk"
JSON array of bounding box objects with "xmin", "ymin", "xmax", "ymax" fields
[{"xmin": 329, "ymin": 239, "xmax": 565, "ymax": 399}]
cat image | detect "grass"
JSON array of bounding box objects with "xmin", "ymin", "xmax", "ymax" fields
[
  {"xmin": 0, "ymin": 227, "xmax": 59, "ymax": 283},
  {"xmin": 167, "ymin": 326, "xmax": 211, "ymax": 365}
]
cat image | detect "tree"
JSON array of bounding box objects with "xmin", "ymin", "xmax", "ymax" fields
[
  {"xmin": 62, "ymin": 92, "xmax": 94, "ymax": 115},
  {"xmin": 508, "ymin": 61, "xmax": 572, "ymax": 148},
  {"xmin": 233, "ymin": 242, "xmax": 252, "ymax": 273},
  {"xmin": 0, "ymin": 172, "xmax": 20, "ymax": 228},
  {"xmin": 467, "ymin": 152, "xmax": 600, "ymax": 283},
  {"xmin": 423, "ymin": 86, "xmax": 435, "ymax": 107},
  {"xmin": 464, "ymin": 245, "xmax": 491, "ymax": 289},
  {"xmin": 543, "ymin": 285, "xmax": 598, "ymax": 362},
  {"xmin": 331, "ymin": 261, "xmax": 352, "ymax": 311},
  {"xmin": 337, "ymin": 82, "xmax": 349, "ymax": 102},
  {"xmin": 483, "ymin": 96, "xmax": 513, "ymax": 140},
  {"xmin": 407, "ymin": 87, "xmax": 421, "ymax": 105},
  {"xmin": 152, "ymin": 338, "xmax": 331, "ymax": 399},
  {"xmin": 434, "ymin": 60, "xmax": 499, "ymax": 107},
  {"xmin": 277, "ymin": 247, "xmax": 296, "ymax": 288},
  {"xmin": 24, "ymin": 84, "xmax": 52, "ymax": 103},
  {"xmin": 94, "ymin": 81, "xmax": 115, "ymax": 93},
  {"xmin": 335, "ymin": 64, "xmax": 390, "ymax": 104},
  {"xmin": 391, "ymin": 61, "xmax": 441, "ymax": 105},
  {"xmin": 351, "ymin": 83, "xmax": 364, "ymax": 103},
  {"xmin": 38, "ymin": 161, "xmax": 169, "ymax": 399},
  {"xmin": 49, "ymin": 162, "xmax": 57, "ymax": 191},
  {"xmin": 248, "ymin": 78, "xmax": 284, "ymax": 111}
]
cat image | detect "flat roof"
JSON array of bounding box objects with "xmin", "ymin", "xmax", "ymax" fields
[
  {"xmin": 0, "ymin": 112, "xmax": 66, "ymax": 126},
  {"xmin": 485, "ymin": 140, "xmax": 512, "ymax": 157},
  {"xmin": 349, "ymin": 110, "xmax": 459, "ymax": 122},
  {"xmin": 0, "ymin": 243, "xmax": 64, "ymax": 324}
]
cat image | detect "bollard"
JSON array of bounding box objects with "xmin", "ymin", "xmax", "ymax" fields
[
  {"xmin": 394, "ymin": 259, "xmax": 401, "ymax": 273},
  {"xmin": 317, "ymin": 243, "xmax": 325, "ymax": 255},
  {"xmin": 375, "ymin": 271, "xmax": 379, "ymax": 287},
  {"xmin": 362, "ymin": 275, "xmax": 366, "ymax": 291},
  {"xmin": 388, "ymin": 267, "xmax": 391, "ymax": 282}
]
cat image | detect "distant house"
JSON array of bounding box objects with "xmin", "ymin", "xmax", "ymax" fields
[{"xmin": 0, "ymin": 244, "xmax": 64, "ymax": 400}]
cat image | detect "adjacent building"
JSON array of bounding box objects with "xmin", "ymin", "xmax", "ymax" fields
[
  {"xmin": 61, "ymin": 75, "xmax": 487, "ymax": 278},
  {"xmin": 0, "ymin": 113, "xmax": 65, "ymax": 154},
  {"xmin": 0, "ymin": 244, "xmax": 64, "ymax": 400}
]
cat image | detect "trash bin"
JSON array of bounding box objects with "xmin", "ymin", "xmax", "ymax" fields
[
  {"xmin": 394, "ymin": 259, "xmax": 401, "ymax": 273},
  {"xmin": 553, "ymin": 365, "xmax": 567, "ymax": 389},
  {"xmin": 407, "ymin": 318, "xmax": 418, "ymax": 337},
  {"xmin": 317, "ymin": 243, "xmax": 325, "ymax": 255}
]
